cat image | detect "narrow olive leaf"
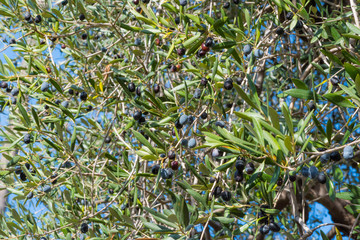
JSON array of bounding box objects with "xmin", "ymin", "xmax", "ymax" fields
[
  {"xmin": 354, "ymin": 75, "xmax": 360, "ymax": 97},
  {"xmin": 332, "ymin": 165, "xmax": 343, "ymax": 182},
  {"xmin": 7, "ymin": 188, "xmax": 24, "ymax": 196},
  {"xmin": 213, "ymin": 217, "xmax": 235, "ymax": 224},
  {"xmin": 59, "ymin": 105, "xmax": 75, "ymax": 122},
  {"xmin": 320, "ymin": 230, "xmax": 330, "ymax": 240},
  {"xmin": 346, "ymin": 184, "xmax": 360, "ymax": 198},
  {"xmin": 4, "ymin": 54, "xmax": 17, "ymax": 74},
  {"xmin": 145, "ymin": 211, "xmax": 178, "ymax": 229},
  {"xmin": 346, "ymin": 22, "xmax": 360, "ymax": 35},
  {"xmin": 252, "ymin": 118, "xmax": 264, "ymax": 147},
  {"xmin": 11, "ymin": 208, "xmax": 22, "ymax": 225},
  {"xmin": 268, "ymin": 107, "xmax": 280, "ymax": 130},
  {"xmin": 245, "ymin": 161, "xmax": 266, "ymax": 192},
  {"xmin": 321, "ymin": 50, "xmax": 343, "ymax": 66},
  {"xmin": 177, "ymin": 181, "xmax": 192, "ymax": 190},
  {"xmin": 203, "ymin": 13, "xmax": 215, "ymax": 25},
  {"xmin": 17, "ymin": 102, "xmax": 30, "ymax": 127},
  {"xmin": 291, "ymin": 78, "xmax": 309, "ymax": 90},
  {"xmin": 166, "ymin": 41, "xmax": 175, "ymax": 59},
  {"xmin": 184, "ymin": 159, "xmax": 208, "ymax": 187},
  {"xmin": 280, "ymin": 89, "xmax": 314, "ymax": 100},
  {"xmin": 281, "ymin": 103, "xmax": 294, "ymax": 137},
  {"xmin": 162, "ymin": 2, "xmax": 177, "ymax": 12},
  {"xmin": 173, "ymin": 195, "xmax": 189, "ymax": 228},
  {"xmin": 267, "ymin": 166, "xmax": 280, "ymax": 192},
  {"xmin": 32, "ymin": 58, "xmax": 48, "ymax": 74},
  {"xmin": 215, "ymin": 158, "xmax": 236, "ymax": 172},
  {"xmin": 336, "ymin": 192, "xmax": 353, "ymax": 200},
  {"xmin": 233, "ymin": 84, "xmax": 260, "ymax": 110},
  {"xmin": 212, "ymin": 41, "xmax": 237, "ymax": 50},
  {"xmin": 342, "ymin": 50, "xmax": 360, "ymax": 65},
  {"xmin": 186, "ymin": 189, "xmax": 207, "ymax": 208},
  {"xmin": 262, "ymin": 208, "xmax": 280, "ymax": 214},
  {"xmin": 335, "ymin": 227, "xmax": 343, "ymax": 240},
  {"xmin": 185, "ymin": 14, "xmax": 201, "ymax": 25},
  {"xmin": 323, "ymin": 93, "xmax": 355, "ymax": 108},
  {"xmin": 31, "ymin": 108, "xmax": 40, "ymax": 129},
  {"xmin": 187, "ymin": 34, "xmax": 207, "ymax": 55},
  {"xmin": 344, "ymin": 63, "xmax": 360, "ymax": 81},
  {"xmin": 211, "ymin": 57, "xmax": 219, "ymax": 81},
  {"xmin": 296, "ymin": 110, "xmax": 313, "ymax": 137},
  {"xmin": 0, "ymin": 5, "xmax": 15, "ymax": 17},
  {"xmin": 240, "ymin": 218, "xmax": 257, "ymax": 232},
  {"xmin": 143, "ymin": 90, "xmax": 166, "ymax": 112},
  {"xmin": 326, "ymin": 178, "xmax": 336, "ymax": 201},
  {"xmin": 311, "ymin": 62, "xmax": 326, "ymax": 76},
  {"xmin": 131, "ymin": 130, "xmax": 156, "ymax": 154},
  {"xmin": 42, "ymin": 138, "xmax": 63, "ymax": 152},
  {"xmin": 142, "ymin": 128, "xmax": 165, "ymax": 150},
  {"xmin": 183, "ymin": 33, "xmax": 202, "ymax": 49},
  {"xmin": 49, "ymin": 79, "xmax": 64, "ymax": 94},
  {"xmin": 326, "ymin": 119, "xmax": 332, "ymax": 143},
  {"xmin": 143, "ymin": 222, "xmax": 173, "ymax": 233},
  {"xmin": 70, "ymin": 127, "xmax": 77, "ymax": 152}
]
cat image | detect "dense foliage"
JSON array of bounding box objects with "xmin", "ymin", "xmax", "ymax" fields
[{"xmin": 0, "ymin": 0, "xmax": 360, "ymax": 239}]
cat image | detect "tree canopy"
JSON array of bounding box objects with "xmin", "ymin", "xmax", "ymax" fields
[{"xmin": 0, "ymin": 0, "xmax": 360, "ymax": 239}]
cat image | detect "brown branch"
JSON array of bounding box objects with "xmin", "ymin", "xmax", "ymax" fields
[{"xmin": 306, "ymin": 184, "xmax": 356, "ymax": 235}]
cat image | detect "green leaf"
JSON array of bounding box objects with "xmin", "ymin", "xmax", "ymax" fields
[
  {"xmin": 31, "ymin": 108, "xmax": 40, "ymax": 129},
  {"xmin": 252, "ymin": 118, "xmax": 264, "ymax": 147},
  {"xmin": 49, "ymin": 78, "xmax": 64, "ymax": 94},
  {"xmin": 215, "ymin": 158, "xmax": 236, "ymax": 172},
  {"xmin": 166, "ymin": 41, "xmax": 175, "ymax": 59},
  {"xmin": 332, "ymin": 165, "xmax": 343, "ymax": 182},
  {"xmin": 344, "ymin": 63, "xmax": 360, "ymax": 81},
  {"xmin": 323, "ymin": 93, "xmax": 355, "ymax": 108},
  {"xmin": 267, "ymin": 166, "xmax": 280, "ymax": 192},
  {"xmin": 320, "ymin": 49, "xmax": 342, "ymax": 66},
  {"xmin": 186, "ymin": 189, "xmax": 207, "ymax": 208},
  {"xmin": 320, "ymin": 230, "xmax": 330, "ymax": 240},
  {"xmin": 280, "ymin": 89, "xmax": 314, "ymax": 100},
  {"xmin": 143, "ymin": 222, "xmax": 173, "ymax": 233},
  {"xmin": 144, "ymin": 207, "xmax": 178, "ymax": 229},
  {"xmin": 346, "ymin": 22, "xmax": 360, "ymax": 35},
  {"xmin": 281, "ymin": 103, "xmax": 294, "ymax": 137},
  {"xmin": 336, "ymin": 191, "xmax": 354, "ymax": 200},
  {"xmin": 212, "ymin": 41, "xmax": 237, "ymax": 50},
  {"xmin": 0, "ymin": 5, "xmax": 15, "ymax": 17},
  {"xmin": 185, "ymin": 14, "xmax": 201, "ymax": 25},
  {"xmin": 4, "ymin": 54, "xmax": 17, "ymax": 74},
  {"xmin": 240, "ymin": 218, "xmax": 257, "ymax": 232},
  {"xmin": 17, "ymin": 102, "xmax": 30, "ymax": 127},
  {"xmin": 326, "ymin": 119, "xmax": 332, "ymax": 143},
  {"xmin": 183, "ymin": 33, "xmax": 202, "ymax": 49},
  {"xmin": 355, "ymin": 75, "xmax": 360, "ymax": 95},
  {"xmin": 174, "ymin": 195, "xmax": 189, "ymax": 228},
  {"xmin": 70, "ymin": 127, "xmax": 77, "ymax": 152},
  {"xmin": 131, "ymin": 130, "xmax": 156, "ymax": 154},
  {"xmin": 33, "ymin": 59, "xmax": 47, "ymax": 74},
  {"xmin": 184, "ymin": 159, "xmax": 208, "ymax": 187},
  {"xmin": 311, "ymin": 62, "xmax": 326, "ymax": 76},
  {"xmin": 326, "ymin": 179, "xmax": 336, "ymax": 201},
  {"xmin": 233, "ymin": 84, "xmax": 260, "ymax": 110},
  {"xmin": 212, "ymin": 217, "xmax": 235, "ymax": 224},
  {"xmin": 291, "ymin": 78, "xmax": 308, "ymax": 90},
  {"xmin": 268, "ymin": 107, "xmax": 280, "ymax": 130}
]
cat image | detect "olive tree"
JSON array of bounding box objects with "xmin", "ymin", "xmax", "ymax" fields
[{"xmin": 0, "ymin": 0, "xmax": 360, "ymax": 239}]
